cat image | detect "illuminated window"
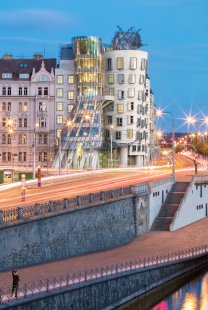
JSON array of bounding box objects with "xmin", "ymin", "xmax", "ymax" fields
[
  {"xmin": 117, "ymin": 57, "xmax": 124, "ymax": 70},
  {"xmin": 56, "ymin": 115, "xmax": 63, "ymax": 124},
  {"xmin": 130, "ymin": 58, "xmax": 137, "ymax": 70},
  {"xmin": 56, "ymin": 102, "xmax": 63, "ymax": 111},
  {"xmin": 109, "ymin": 88, "xmax": 114, "ymax": 96},
  {"xmin": 68, "ymin": 75, "xmax": 74, "ymax": 84},
  {"xmin": 68, "ymin": 91, "xmax": 74, "ymax": 100},
  {"xmin": 57, "ymin": 89, "xmax": 63, "ymax": 97},
  {"xmin": 117, "ymin": 104, "xmax": 124, "ymax": 113},
  {"xmin": 23, "ymin": 102, "xmax": 28, "ymax": 112},
  {"xmin": 56, "ymin": 129, "xmax": 62, "ymax": 138},
  {"xmin": 2, "ymin": 73, "xmax": 12, "ymax": 79},
  {"xmin": 19, "ymin": 73, "xmax": 29, "ymax": 79},
  {"xmin": 128, "ymin": 88, "xmax": 135, "ymax": 98},
  {"xmin": 127, "ymin": 129, "xmax": 133, "ymax": 139},
  {"xmin": 68, "ymin": 104, "xmax": 73, "ymax": 112},
  {"xmin": 108, "ymin": 75, "xmax": 114, "ymax": 84},
  {"xmin": 57, "ymin": 75, "xmax": 63, "ymax": 84}
]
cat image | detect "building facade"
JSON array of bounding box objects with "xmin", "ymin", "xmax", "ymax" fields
[{"xmin": 0, "ymin": 54, "xmax": 56, "ymax": 168}]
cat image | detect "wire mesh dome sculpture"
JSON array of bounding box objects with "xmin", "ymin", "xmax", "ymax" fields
[{"xmin": 112, "ymin": 26, "xmax": 143, "ymax": 50}]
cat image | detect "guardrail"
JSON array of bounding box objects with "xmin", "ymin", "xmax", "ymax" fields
[
  {"xmin": 0, "ymin": 244, "xmax": 207, "ymax": 304},
  {"xmin": 0, "ymin": 186, "xmax": 132, "ymax": 224}
]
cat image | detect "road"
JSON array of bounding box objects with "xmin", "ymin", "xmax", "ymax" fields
[{"xmin": 0, "ymin": 154, "xmax": 201, "ymax": 210}]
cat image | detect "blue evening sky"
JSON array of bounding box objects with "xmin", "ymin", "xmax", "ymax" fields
[{"xmin": 0, "ymin": 0, "xmax": 208, "ymax": 132}]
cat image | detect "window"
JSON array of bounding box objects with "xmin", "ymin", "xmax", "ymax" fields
[
  {"xmin": 130, "ymin": 57, "xmax": 137, "ymax": 70},
  {"xmin": 39, "ymin": 102, "xmax": 47, "ymax": 112},
  {"xmin": 56, "ymin": 102, "xmax": 63, "ymax": 111},
  {"xmin": 107, "ymin": 115, "xmax": 113, "ymax": 125},
  {"xmin": 8, "ymin": 87, "xmax": 11, "ymax": 96},
  {"xmin": 2, "ymin": 87, "xmax": 6, "ymax": 96},
  {"xmin": 18, "ymin": 134, "xmax": 27, "ymax": 144},
  {"xmin": 56, "ymin": 129, "xmax": 62, "ymax": 138},
  {"xmin": 2, "ymin": 102, "xmax": 6, "ymax": 111},
  {"xmin": 128, "ymin": 102, "xmax": 134, "ymax": 111},
  {"xmin": 132, "ymin": 145, "xmax": 136, "ymax": 152},
  {"xmin": 2, "ymin": 152, "xmax": 6, "ymax": 162},
  {"xmin": 68, "ymin": 75, "xmax": 74, "ymax": 84},
  {"xmin": 23, "ymin": 87, "xmax": 27, "ymax": 96},
  {"xmin": 139, "ymin": 75, "xmax": 145, "ymax": 84},
  {"xmin": 108, "ymin": 88, "xmax": 114, "ymax": 96},
  {"xmin": 20, "ymin": 64, "xmax": 28, "ymax": 68},
  {"xmin": 39, "ymin": 117, "xmax": 47, "ymax": 128},
  {"xmin": 19, "ymin": 73, "xmax": 29, "ymax": 79},
  {"xmin": 2, "ymin": 73, "xmax": 12, "ymax": 79},
  {"xmin": 24, "ymin": 118, "xmax": 27, "ymax": 127},
  {"xmin": 56, "ymin": 115, "xmax": 63, "ymax": 124},
  {"xmin": 128, "ymin": 88, "xmax": 135, "ymax": 98},
  {"xmin": 68, "ymin": 104, "xmax": 73, "ymax": 112},
  {"xmin": 57, "ymin": 89, "xmax": 63, "ymax": 97},
  {"xmin": 108, "ymin": 75, "xmax": 114, "ymax": 84},
  {"xmin": 117, "ymin": 57, "xmax": 124, "ymax": 70},
  {"xmin": 107, "ymin": 58, "xmax": 112, "ymax": 70},
  {"xmin": 2, "ymin": 118, "xmax": 6, "ymax": 127},
  {"xmin": 117, "ymin": 90, "xmax": 124, "ymax": 100},
  {"xmin": 7, "ymin": 134, "xmax": 11, "ymax": 144},
  {"xmin": 23, "ymin": 102, "xmax": 27, "ymax": 112},
  {"xmin": 18, "ymin": 102, "xmax": 22, "ymax": 112},
  {"xmin": 127, "ymin": 129, "xmax": 133, "ymax": 139},
  {"xmin": 117, "ymin": 104, "xmax": 124, "ymax": 113},
  {"xmin": 117, "ymin": 74, "xmax": 124, "ymax": 84},
  {"xmin": 107, "ymin": 102, "xmax": 114, "ymax": 111},
  {"xmin": 68, "ymin": 91, "xmax": 74, "ymax": 100},
  {"xmin": 116, "ymin": 131, "xmax": 121, "ymax": 140},
  {"xmin": 38, "ymin": 152, "xmax": 47, "ymax": 162},
  {"xmin": 38, "ymin": 134, "xmax": 47, "ymax": 145},
  {"xmin": 38, "ymin": 87, "xmax": 42, "ymax": 95},
  {"xmin": 8, "ymin": 102, "xmax": 11, "ymax": 111},
  {"xmin": 141, "ymin": 58, "xmax": 146, "ymax": 70},
  {"xmin": 105, "ymin": 129, "xmax": 110, "ymax": 138},
  {"xmin": 39, "ymin": 75, "xmax": 49, "ymax": 82},
  {"xmin": 57, "ymin": 75, "xmax": 63, "ymax": 84},
  {"xmin": 2, "ymin": 134, "xmax": 6, "ymax": 144},
  {"xmin": 128, "ymin": 116, "xmax": 134, "ymax": 124},
  {"xmin": 7, "ymin": 152, "xmax": 11, "ymax": 162},
  {"xmin": 19, "ymin": 87, "xmax": 23, "ymax": 96},
  {"xmin": 138, "ymin": 91, "xmax": 143, "ymax": 100},
  {"xmin": 117, "ymin": 118, "xmax": 123, "ymax": 127},
  {"xmin": 129, "ymin": 74, "xmax": 136, "ymax": 84},
  {"xmin": 18, "ymin": 152, "xmax": 27, "ymax": 162},
  {"xmin": 44, "ymin": 87, "xmax": 48, "ymax": 96}
]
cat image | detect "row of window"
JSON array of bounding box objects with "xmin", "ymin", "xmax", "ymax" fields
[
  {"xmin": 1, "ymin": 152, "xmax": 48, "ymax": 162},
  {"xmin": 2, "ymin": 73, "xmax": 29, "ymax": 79},
  {"xmin": 56, "ymin": 89, "xmax": 74, "ymax": 99},
  {"xmin": 0, "ymin": 101, "xmax": 47, "ymax": 112},
  {"xmin": 106, "ymin": 103, "xmax": 148, "ymax": 114},
  {"xmin": 196, "ymin": 204, "xmax": 203, "ymax": 210},
  {"xmin": 105, "ymin": 129, "xmax": 148, "ymax": 142},
  {"xmin": 1, "ymin": 134, "xmax": 48, "ymax": 145},
  {"xmin": 106, "ymin": 57, "xmax": 146, "ymax": 71},
  {"xmin": 56, "ymin": 102, "xmax": 74, "ymax": 112},
  {"xmin": 108, "ymin": 74, "xmax": 145, "ymax": 85},
  {"xmin": 2, "ymin": 87, "xmax": 49, "ymax": 96},
  {"xmin": 56, "ymin": 75, "xmax": 74, "ymax": 84},
  {"xmin": 1, "ymin": 117, "xmax": 47, "ymax": 128},
  {"xmin": 109, "ymin": 89, "xmax": 147, "ymax": 100}
]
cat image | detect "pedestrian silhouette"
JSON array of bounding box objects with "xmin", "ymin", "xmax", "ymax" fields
[{"xmin": 11, "ymin": 270, "xmax": 20, "ymax": 298}]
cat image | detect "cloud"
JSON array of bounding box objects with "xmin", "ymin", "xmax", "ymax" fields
[{"xmin": 0, "ymin": 9, "xmax": 76, "ymax": 29}]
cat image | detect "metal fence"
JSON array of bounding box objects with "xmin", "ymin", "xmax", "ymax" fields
[
  {"xmin": 0, "ymin": 186, "xmax": 132, "ymax": 224},
  {"xmin": 0, "ymin": 244, "xmax": 207, "ymax": 304}
]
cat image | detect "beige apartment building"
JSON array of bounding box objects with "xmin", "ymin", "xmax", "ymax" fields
[{"xmin": 0, "ymin": 54, "xmax": 56, "ymax": 168}]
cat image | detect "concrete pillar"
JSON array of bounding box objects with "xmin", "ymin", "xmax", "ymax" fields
[
  {"xmin": 136, "ymin": 155, "xmax": 143, "ymax": 167},
  {"xmin": 119, "ymin": 147, "xmax": 128, "ymax": 167}
]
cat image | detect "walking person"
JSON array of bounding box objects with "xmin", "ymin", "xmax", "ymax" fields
[{"xmin": 11, "ymin": 270, "xmax": 20, "ymax": 298}]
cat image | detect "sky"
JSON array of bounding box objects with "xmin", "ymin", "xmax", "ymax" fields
[{"xmin": 0, "ymin": 0, "xmax": 208, "ymax": 132}]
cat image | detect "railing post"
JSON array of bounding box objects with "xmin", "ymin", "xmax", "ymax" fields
[
  {"xmin": 0, "ymin": 210, "xmax": 3, "ymax": 224},
  {"xmin": 34, "ymin": 203, "xmax": 40, "ymax": 216},
  {"xmin": 89, "ymin": 193, "xmax": 93, "ymax": 203},
  {"xmin": 64, "ymin": 198, "xmax": 69, "ymax": 209},
  {"xmin": 77, "ymin": 196, "xmax": 81, "ymax": 206},
  {"xmin": 101, "ymin": 191, "xmax": 105, "ymax": 201},
  {"xmin": 120, "ymin": 187, "xmax": 124, "ymax": 196},
  {"xmin": 17, "ymin": 207, "xmax": 23, "ymax": 219},
  {"xmin": 46, "ymin": 279, "xmax": 49, "ymax": 292},
  {"xmin": 111, "ymin": 190, "xmax": 115, "ymax": 198}
]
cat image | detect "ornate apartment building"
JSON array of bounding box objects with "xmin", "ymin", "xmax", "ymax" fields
[{"xmin": 0, "ymin": 54, "xmax": 56, "ymax": 168}]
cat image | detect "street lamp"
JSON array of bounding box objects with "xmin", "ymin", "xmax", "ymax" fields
[
  {"xmin": 33, "ymin": 122, "xmax": 39, "ymax": 180},
  {"xmin": 110, "ymin": 125, "xmax": 114, "ymax": 167},
  {"xmin": 58, "ymin": 120, "xmax": 73, "ymax": 175},
  {"xmin": 156, "ymin": 109, "xmax": 175, "ymax": 182}
]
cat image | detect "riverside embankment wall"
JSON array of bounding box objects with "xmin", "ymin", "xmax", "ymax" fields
[{"xmin": 1, "ymin": 254, "xmax": 207, "ymax": 310}]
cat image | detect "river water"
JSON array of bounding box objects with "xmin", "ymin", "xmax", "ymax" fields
[
  {"xmin": 120, "ymin": 270, "xmax": 208, "ymax": 310},
  {"xmin": 150, "ymin": 271, "xmax": 208, "ymax": 310}
]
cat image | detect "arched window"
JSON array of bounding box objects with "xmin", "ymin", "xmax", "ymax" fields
[{"xmin": 39, "ymin": 75, "xmax": 49, "ymax": 82}]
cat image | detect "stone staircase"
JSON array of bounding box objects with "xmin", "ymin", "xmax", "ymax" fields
[{"xmin": 151, "ymin": 182, "xmax": 190, "ymax": 231}]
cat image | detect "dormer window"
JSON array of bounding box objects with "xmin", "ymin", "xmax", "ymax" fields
[
  {"xmin": 2, "ymin": 73, "xmax": 12, "ymax": 79},
  {"xmin": 20, "ymin": 64, "xmax": 28, "ymax": 68},
  {"xmin": 19, "ymin": 73, "xmax": 29, "ymax": 79}
]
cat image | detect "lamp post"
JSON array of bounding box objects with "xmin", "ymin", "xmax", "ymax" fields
[
  {"xmin": 110, "ymin": 125, "xmax": 114, "ymax": 167},
  {"xmin": 156, "ymin": 109, "xmax": 175, "ymax": 182}
]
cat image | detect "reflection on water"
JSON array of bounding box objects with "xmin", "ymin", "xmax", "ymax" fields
[{"xmin": 151, "ymin": 272, "xmax": 208, "ymax": 310}]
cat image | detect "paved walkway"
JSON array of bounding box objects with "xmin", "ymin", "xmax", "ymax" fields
[{"xmin": 1, "ymin": 217, "xmax": 208, "ymax": 290}]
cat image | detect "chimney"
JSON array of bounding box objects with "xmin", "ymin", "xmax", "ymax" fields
[
  {"xmin": 3, "ymin": 54, "xmax": 13, "ymax": 60},
  {"xmin": 33, "ymin": 53, "xmax": 43, "ymax": 60}
]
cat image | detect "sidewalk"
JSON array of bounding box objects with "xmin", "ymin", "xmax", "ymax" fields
[{"xmin": 1, "ymin": 217, "xmax": 208, "ymax": 290}]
